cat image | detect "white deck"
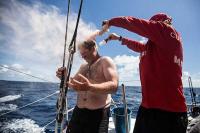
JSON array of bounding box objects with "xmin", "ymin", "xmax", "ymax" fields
[{"xmin": 108, "ymin": 117, "xmax": 136, "ymax": 133}]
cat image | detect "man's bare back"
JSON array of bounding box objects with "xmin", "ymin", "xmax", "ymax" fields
[{"xmin": 76, "ymin": 56, "xmax": 115, "ymax": 109}]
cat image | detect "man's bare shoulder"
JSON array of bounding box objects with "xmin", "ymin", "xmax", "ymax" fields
[
  {"xmin": 80, "ymin": 63, "xmax": 87, "ymax": 68},
  {"xmin": 100, "ymin": 56, "xmax": 115, "ymax": 66}
]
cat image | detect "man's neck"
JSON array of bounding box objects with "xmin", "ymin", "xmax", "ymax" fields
[{"xmin": 88, "ymin": 54, "xmax": 100, "ymax": 66}]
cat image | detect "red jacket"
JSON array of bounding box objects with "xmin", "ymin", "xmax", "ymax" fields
[{"xmin": 109, "ymin": 16, "xmax": 187, "ymax": 112}]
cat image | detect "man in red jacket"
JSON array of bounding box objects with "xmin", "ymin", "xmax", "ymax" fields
[{"xmin": 102, "ymin": 13, "xmax": 188, "ymax": 133}]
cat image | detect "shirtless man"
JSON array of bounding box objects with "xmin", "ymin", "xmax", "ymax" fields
[{"xmin": 56, "ymin": 40, "xmax": 118, "ymax": 133}]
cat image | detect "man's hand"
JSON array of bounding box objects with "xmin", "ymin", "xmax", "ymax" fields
[
  {"xmin": 68, "ymin": 74, "xmax": 91, "ymax": 92},
  {"xmin": 101, "ymin": 20, "xmax": 110, "ymax": 33},
  {"xmin": 102, "ymin": 20, "xmax": 109, "ymax": 26},
  {"xmin": 56, "ymin": 67, "xmax": 66, "ymax": 80},
  {"xmin": 108, "ymin": 33, "xmax": 120, "ymax": 40}
]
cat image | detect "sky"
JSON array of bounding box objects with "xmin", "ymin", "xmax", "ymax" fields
[{"xmin": 0, "ymin": 0, "xmax": 200, "ymax": 87}]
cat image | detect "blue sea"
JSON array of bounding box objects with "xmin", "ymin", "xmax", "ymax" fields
[{"xmin": 0, "ymin": 80, "xmax": 200, "ymax": 133}]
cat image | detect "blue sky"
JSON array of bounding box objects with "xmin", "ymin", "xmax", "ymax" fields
[{"xmin": 0, "ymin": 0, "xmax": 200, "ymax": 87}]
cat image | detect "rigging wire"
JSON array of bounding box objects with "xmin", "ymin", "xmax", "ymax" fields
[
  {"xmin": 0, "ymin": 64, "xmax": 54, "ymax": 83},
  {"xmin": 0, "ymin": 65, "xmax": 141, "ymax": 118},
  {"xmin": 188, "ymin": 76, "xmax": 197, "ymax": 107},
  {"xmin": 0, "ymin": 91, "xmax": 58, "ymax": 117},
  {"xmin": 62, "ymin": 0, "xmax": 71, "ymax": 68},
  {"xmin": 0, "ymin": 65, "xmax": 142, "ymax": 83},
  {"xmin": 44, "ymin": 119, "xmax": 56, "ymax": 129},
  {"xmin": 43, "ymin": 107, "xmax": 74, "ymax": 129},
  {"xmin": 55, "ymin": 0, "xmax": 83, "ymax": 132}
]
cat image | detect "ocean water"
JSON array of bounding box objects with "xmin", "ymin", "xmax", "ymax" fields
[{"xmin": 0, "ymin": 80, "xmax": 200, "ymax": 133}]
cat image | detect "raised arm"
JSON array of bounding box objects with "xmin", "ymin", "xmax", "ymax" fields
[
  {"xmin": 108, "ymin": 16, "xmax": 164, "ymax": 43},
  {"xmin": 122, "ymin": 37, "xmax": 146, "ymax": 52},
  {"xmin": 106, "ymin": 33, "xmax": 147, "ymax": 53}
]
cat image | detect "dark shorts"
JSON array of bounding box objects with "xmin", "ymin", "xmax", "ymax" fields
[
  {"xmin": 66, "ymin": 106, "xmax": 110, "ymax": 133},
  {"xmin": 133, "ymin": 106, "xmax": 188, "ymax": 133}
]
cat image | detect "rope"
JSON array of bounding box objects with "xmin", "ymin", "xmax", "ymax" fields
[
  {"xmin": 65, "ymin": 107, "xmax": 74, "ymax": 114},
  {"xmin": 43, "ymin": 107, "xmax": 74, "ymax": 129},
  {"xmin": 0, "ymin": 64, "xmax": 54, "ymax": 83},
  {"xmin": 55, "ymin": 0, "xmax": 84, "ymax": 132},
  {"xmin": 44, "ymin": 119, "xmax": 56, "ymax": 129},
  {"xmin": 188, "ymin": 76, "xmax": 197, "ymax": 107},
  {"xmin": 62, "ymin": 0, "xmax": 71, "ymax": 68},
  {"xmin": 59, "ymin": 0, "xmax": 71, "ymax": 89},
  {"xmin": 0, "ymin": 91, "xmax": 58, "ymax": 117},
  {"xmin": 122, "ymin": 84, "xmax": 129, "ymax": 133}
]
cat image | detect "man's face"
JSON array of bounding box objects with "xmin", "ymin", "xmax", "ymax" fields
[{"xmin": 79, "ymin": 46, "xmax": 94, "ymax": 62}]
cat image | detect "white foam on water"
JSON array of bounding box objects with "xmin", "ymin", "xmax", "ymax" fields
[
  {"xmin": 0, "ymin": 94, "xmax": 22, "ymax": 103},
  {"xmin": 2, "ymin": 118, "xmax": 45, "ymax": 133},
  {"xmin": 0, "ymin": 103, "xmax": 17, "ymax": 112}
]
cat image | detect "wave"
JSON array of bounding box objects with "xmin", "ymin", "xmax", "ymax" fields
[
  {"xmin": 0, "ymin": 94, "xmax": 22, "ymax": 103},
  {"xmin": 0, "ymin": 103, "xmax": 17, "ymax": 112},
  {"xmin": 1, "ymin": 118, "xmax": 45, "ymax": 133}
]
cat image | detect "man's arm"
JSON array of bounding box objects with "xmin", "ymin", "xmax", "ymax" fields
[
  {"xmin": 107, "ymin": 33, "xmax": 146, "ymax": 53},
  {"xmin": 56, "ymin": 65, "xmax": 88, "ymax": 90},
  {"xmin": 121, "ymin": 37, "xmax": 146, "ymax": 53},
  {"xmin": 89, "ymin": 57, "xmax": 119, "ymax": 94},
  {"xmin": 67, "ymin": 58, "xmax": 118, "ymax": 93},
  {"xmin": 108, "ymin": 16, "xmax": 164, "ymax": 43},
  {"xmin": 56, "ymin": 64, "xmax": 85, "ymax": 81},
  {"xmin": 69, "ymin": 64, "xmax": 91, "ymax": 91}
]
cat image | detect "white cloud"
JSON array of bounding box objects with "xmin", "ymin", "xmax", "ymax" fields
[
  {"xmin": 11, "ymin": 64, "xmax": 24, "ymax": 70},
  {"xmin": 188, "ymin": 73, "xmax": 200, "ymax": 88},
  {"xmin": 183, "ymin": 71, "xmax": 190, "ymax": 77},
  {"xmin": 182, "ymin": 71, "xmax": 200, "ymax": 87},
  {"xmin": 112, "ymin": 55, "xmax": 200, "ymax": 87},
  {"xmin": 182, "ymin": 71, "xmax": 190, "ymax": 87},
  {"xmin": 0, "ymin": 0, "xmax": 97, "ymax": 82},
  {"xmin": 0, "ymin": 65, "xmax": 8, "ymax": 73},
  {"xmin": 11, "ymin": 63, "xmax": 32, "ymax": 75},
  {"xmin": 113, "ymin": 55, "xmax": 141, "ymax": 86},
  {"xmin": 0, "ymin": 63, "xmax": 36, "ymax": 81},
  {"xmin": 139, "ymin": 37, "xmax": 147, "ymax": 44}
]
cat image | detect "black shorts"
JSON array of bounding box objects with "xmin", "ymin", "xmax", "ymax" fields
[
  {"xmin": 133, "ymin": 106, "xmax": 188, "ymax": 133},
  {"xmin": 66, "ymin": 106, "xmax": 110, "ymax": 133}
]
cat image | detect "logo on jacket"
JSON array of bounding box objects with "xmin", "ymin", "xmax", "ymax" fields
[{"xmin": 174, "ymin": 55, "xmax": 182, "ymax": 67}]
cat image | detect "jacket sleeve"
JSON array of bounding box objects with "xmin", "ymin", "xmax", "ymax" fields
[
  {"xmin": 121, "ymin": 37, "xmax": 146, "ymax": 53},
  {"xmin": 109, "ymin": 16, "xmax": 164, "ymax": 43}
]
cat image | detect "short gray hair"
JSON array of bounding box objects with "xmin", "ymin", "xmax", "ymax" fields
[{"xmin": 78, "ymin": 40, "xmax": 98, "ymax": 50}]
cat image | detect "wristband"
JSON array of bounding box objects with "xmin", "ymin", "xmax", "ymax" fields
[{"xmin": 119, "ymin": 36, "xmax": 122, "ymax": 41}]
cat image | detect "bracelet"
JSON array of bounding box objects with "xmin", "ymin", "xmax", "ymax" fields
[{"xmin": 119, "ymin": 36, "xmax": 122, "ymax": 41}]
